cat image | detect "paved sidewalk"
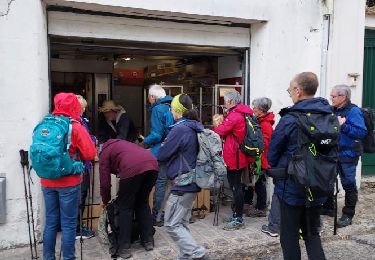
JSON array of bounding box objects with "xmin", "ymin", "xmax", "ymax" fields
[{"xmin": 1, "ymin": 180, "xmax": 375, "ymax": 259}]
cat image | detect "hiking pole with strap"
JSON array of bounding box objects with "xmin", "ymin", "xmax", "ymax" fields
[
  {"xmin": 20, "ymin": 150, "xmax": 38, "ymax": 260},
  {"xmin": 26, "ymin": 161, "xmax": 38, "ymax": 259}
]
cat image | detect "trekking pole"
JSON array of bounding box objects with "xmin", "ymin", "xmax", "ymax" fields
[
  {"xmin": 90, "ymin": 161, "xmax": 95, "ymax": 230},
  {"xmin": 334, "ymin": 177, "xmax": 339, "ymax": 235},
  {"xmin": 80, "ymin": 180, "xmax": 84, "ymax": 260},
  {"xmin": 20, "ymin": 150, "xmax": 38, "ymax": 260},
  {"xmin": 26, "ymin": 162, "xmax": 39, "ymax": 259}
]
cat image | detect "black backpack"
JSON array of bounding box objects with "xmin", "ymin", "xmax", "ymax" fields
[
  {"xmin": 342, "ymin": 104, "xmax": 375, "ymax": 154},
  {"xmin": 239, "ymin": 114, "xmax": 264, "ymax": 157},
  {"xmin": 287, "ymin": 111, "xmax": 340, "ymax": 200}
]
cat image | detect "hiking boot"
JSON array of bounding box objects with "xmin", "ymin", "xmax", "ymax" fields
[
  {"xmin": 246, "ymin": 208, "xmax": 267, "ymax": 217},
  {"xmin": 261, "ymin": 224, "xmax": 279, "ymax": 237},
  {"xmin": 337, "ymin": 215, "xmax": 352, "ymax": 228},
  {"xmin": 141, "ymin": 240, "xmax": 154, "ymax": 251},
  {"xmin": 320, "ymin": 208, "xmax": 335, "ymax": 217},
  {"xmin": 193, "ymin": 255, "xmax": 210, "ymax": 260},
  {"xmin": 118, "ymin": 247, "xmax": 132, "ymax": 259},
  {"xmin": 76, "ymin": 226, "xmax": 95, "ymax": 240},
  {"xmin": 223, "ymin": 217, "xmax": 245, "ymax": 231},
  {"xmin": 243, "ymin": 203, "xmax": 253, "ymax": 215},
  {"xmin": 223, "ymin": 213, "xmax": 236, "ymax": 223}
]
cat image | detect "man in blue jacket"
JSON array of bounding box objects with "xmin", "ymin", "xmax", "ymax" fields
[
  {"xmin": 269, "ymin": 72, "xmax": 328, "ymax": 259},
  {"xmin": 143, "ymin": 84, "xmax": 174, "ymax": 225},
  {"xmin": 321, "ymin": 85, "xmax": 367, "ymax": 227}
]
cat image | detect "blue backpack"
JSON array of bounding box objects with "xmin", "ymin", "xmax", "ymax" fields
[{"xmin": 30, "ymin": 114, "xmax": 84, "ymax": 179}]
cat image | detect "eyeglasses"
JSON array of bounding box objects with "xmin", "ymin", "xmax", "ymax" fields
[
  {"xmin": 330, "ymin": 95, "xmax": 343, "ymax": 99},
  {"xmin": 286, "ymin": 87, "xmax": 297, "ymax": 95}
]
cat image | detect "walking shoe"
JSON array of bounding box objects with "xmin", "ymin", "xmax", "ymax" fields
[
  {"xmin": 76, "ymin": 226, "xmax": 95, "ymax": 240},
  {"xmin": 223, "ymin": 217, "xmax": 245, "ymax": 231},
  {"xmin": 337, "ymin": 215, "xmax": 352, "ymax": 228},
  {"xmin": 320, "ymin": 208, "xmax": 334, "ymax": 217},
  {"xmin": 243, "ymin": 203, "xmax": 253, "ymax": 215},
  {"xmin": 246, "ymin": 208, "xmax": 267, "ymax": 217},
  {"xmin": 118, "ymin": 247, "xmax": 132, "ymax": 259},
  {"xmin": 261, "ymin": 224, "xmax": 279, "ymax": 237},
  {"xmin": 141, "ymin": 240, "xmax": 154, "ymax": 251},
  {"xmin": 223, "ymin": 214, "xmax": 236, "ymax": 223},
  {"xmin": 193, "ymin": 255, "xmax": 210, "ymax": 260}
]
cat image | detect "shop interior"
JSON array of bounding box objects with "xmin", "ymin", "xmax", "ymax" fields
[
  {"xmin": 50, "ymin": 36, "xmax": 245, "ymax": 136},
  {"xmin": 49, "ymin": 36, "xmax": 247, "ymax": 227}
]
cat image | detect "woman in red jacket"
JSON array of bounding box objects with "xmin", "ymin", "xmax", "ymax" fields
[
  {"xmin": 213, "ymin": 90, "xmax": 254, "ymax": 231},
  {"xmin": 41, "ymin": 93, "xmax": 97, "ymax": 260},
  {"xmin": 246, "ymin": 97, "xmax": 275, "ymax": 217}
]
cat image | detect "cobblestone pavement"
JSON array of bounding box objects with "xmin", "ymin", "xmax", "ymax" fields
[{"xmin": 1, "ymin": 180, "xmax": 375, "ymax": 260}]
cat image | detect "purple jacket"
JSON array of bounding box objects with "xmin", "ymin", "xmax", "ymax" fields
[
  {"xmin": 99, "ymin": 139, "xmax": 159, "ymax": 204},
  {"xmin": 157, "ymin": 118, "xmax": 203, "ymax": 193}
]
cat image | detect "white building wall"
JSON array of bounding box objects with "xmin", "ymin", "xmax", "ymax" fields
[
  {"xmin": 366, "ymin": 14, "xmax": 375, "ymax": 28},
  {"xmin": 249, "ymin": 0, "xmax": 322, "ymax": 114},
  {"xmin": 0, "ymin": 0, "xmax": 48, "ymax": 248}
]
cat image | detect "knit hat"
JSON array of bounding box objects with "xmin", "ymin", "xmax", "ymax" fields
[
  {"xmin": 171, "ymin": 94, "xmax": 188, "ymax": 114},
  {"xmin": 98, "ymin": 100, "xmax": 122, "ymax": 113}
]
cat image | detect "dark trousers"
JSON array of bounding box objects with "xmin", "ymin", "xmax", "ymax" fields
[
  {"xmin": 243, "ymin": 175, "xmax": 267, "ymax": 210},
  {"xmin": 323, "ymin": 161, "xmax": 358, "ymax": 218},
  {"xmin": 280, "ymin": 200, "xmax": 326, "ymax": 260},
  {"xmin": 227, "ymin": 169, "xmax": 244, "ymax": 218},
  {"xmin": 77, "ymin": 169, "xmax": 90, "ymax": 230},
  {"xmin": 117, "ymin": 171, "xmax": 157, "ymax": 248}
]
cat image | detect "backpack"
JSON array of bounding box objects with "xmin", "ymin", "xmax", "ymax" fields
[
  {"xmin": 101, "ymin": 199, "xmax": 156, "ymax": 258},
  {"xmin": 342, "ymin": 104, "xmax": 375, "ymax": 153},
  {"xmin": 30, "ymin": 114, "xmax": 84, "ymax": 179},
  {"xmin": 195, "ymin": 129, "xmax": 227, "ymax": 189},
  {"xmin": 287, "ymin": 111, "xmax": 340, "ymax": 200},
  {"xmin": 239, "ymin": 114, "xmax": 264, "ymax": 157}
]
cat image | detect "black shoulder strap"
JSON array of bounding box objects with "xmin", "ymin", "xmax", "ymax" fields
[{"xmin": 340, "ymin": 103, "xmax": 357, "ymax": 118}]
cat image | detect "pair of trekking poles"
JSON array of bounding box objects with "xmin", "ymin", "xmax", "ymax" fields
[{"xmin": 19, "ymin": 149, "xmax": 39, "ymax": 260}]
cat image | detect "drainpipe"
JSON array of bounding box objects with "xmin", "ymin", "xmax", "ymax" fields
[
  {"xmin": 320, "ymin": 0, "xmax": 334, "ymax": 98},
  {"xmin": 320, "ymin": 14, "xmax": 331, "ymax": 98}
]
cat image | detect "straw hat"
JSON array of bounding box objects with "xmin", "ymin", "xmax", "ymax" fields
[{"xmin": 98, "ymin": 100, "xmax": 122, "ymax": 113}]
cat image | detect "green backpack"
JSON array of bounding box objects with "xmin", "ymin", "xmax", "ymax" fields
[{"xmin": 30, "ymin": 114, "xmax": 84, "ymax": 179}]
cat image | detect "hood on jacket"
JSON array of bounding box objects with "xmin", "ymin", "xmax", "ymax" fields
[
  {"xmin": 149, "ymin": 95, "xmax": 173, "ymax": 110},
  {"xmin": 258, "ymin": 112, "xmax": 275, "ymax": 126},
  {"xmin": 290, "ymin": 97, "xmax": 333, "ymax": 114},
  {"xmin": 230, "ymin": 104, "xmax": 253, "ymax": 115},
  {"xmin": 52, "ymin": 92, "xmax": 81, "ymax": 121},
  {"xmin": 171, "ymin": 118, "xmax": 204, "ymax": 133}
]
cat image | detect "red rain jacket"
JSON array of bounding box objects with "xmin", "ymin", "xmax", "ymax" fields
[
  {"xmin": 213, "ymin": 104, "xmax": 255, "ymax": 170},
  {"xmin": 257, "ymin": 112, "xmax": 275, "ymax": 170}
]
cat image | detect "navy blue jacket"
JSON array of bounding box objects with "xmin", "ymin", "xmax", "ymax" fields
[
  {"xmin": 335, "ymin": 102, "xmax": 367, "ymax": 161},
  {"xmin": 144, "ymin": 95, "xmax": 174, "ymax": 156},
  {"xmin": 157, "ymin": 118, "xmax": 203, "ymax": 193},
  {"xmin": 269, "ymin": 97, "xmax": 333, "ymax": 206}
]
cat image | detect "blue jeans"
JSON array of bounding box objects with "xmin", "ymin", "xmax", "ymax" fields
[
  {"xmin": 153, "ymin": 163, "xmax": 167, "ymax": 221},
  {"xmin": 42, "ymin": 185, "xmax": 80, "ymax": 260}
]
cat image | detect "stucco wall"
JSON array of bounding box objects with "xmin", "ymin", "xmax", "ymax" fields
[{"xmin": 0, "ymin": 0, "xmax": 49, "ymax": 248}]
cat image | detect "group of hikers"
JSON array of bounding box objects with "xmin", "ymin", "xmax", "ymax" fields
[{"xmin": 29, "ymin": 71, "xmax": 372, "ymax": 260}]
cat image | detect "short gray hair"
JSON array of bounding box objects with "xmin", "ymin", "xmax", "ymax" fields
[
  {"xmin": 252, "ymin": 97, "xmax": 272, "ymax": 113},
  {"xmin": 224, "ymin": 90, "xmax": 242, "ymax": 105},
  {"xmin": 148, "ymin": 84, "xmax": 166, "ymax": 99},
  {"xmin": 332, "ymin": 84, "xmax": 351, "ymax": 100}
]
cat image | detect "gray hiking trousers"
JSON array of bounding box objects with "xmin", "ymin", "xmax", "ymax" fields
[
  {"xmin": 164, "ymin": 192, "xmax": 206, "ymax": 260},
  {"xmin": 268, "ymin": 192, "xmax": 280, "ymax": 233}
]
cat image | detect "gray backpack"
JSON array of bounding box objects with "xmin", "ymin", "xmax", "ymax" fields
[{"xmin": 195, "ymin": 129, "xmax": 227, "ymax": 189}]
